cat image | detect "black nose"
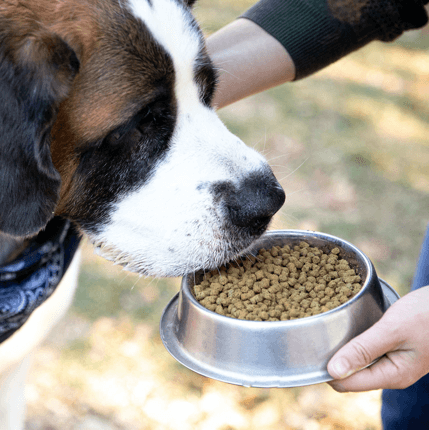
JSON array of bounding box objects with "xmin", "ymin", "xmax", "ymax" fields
[{"xmin": 221, "ymin": 172, "xmax": 285, "ymax": 233}]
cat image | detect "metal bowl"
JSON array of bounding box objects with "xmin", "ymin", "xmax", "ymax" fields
[{"xmin": 160, "ymin": 230, "xmax": 399, "ymax": 388}]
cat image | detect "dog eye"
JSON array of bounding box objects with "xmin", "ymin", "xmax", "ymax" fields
[
  {"xmin": 104, "ymin": 106, "xmax": 155, "ymax": 145},
  {"xmin": 137, "ymin": 107, "xmax": 156, "ymax": 130},
  {"xmin": 104, "ymin": 127, "xmax": 144, "ymax": 148},
  {"xmin": 110, "ymin": 130, "xmax": 122, "ymax": 141},
  {"xmin": 102, "ymin": 100, "xmax": 171, "ymax": 149}
]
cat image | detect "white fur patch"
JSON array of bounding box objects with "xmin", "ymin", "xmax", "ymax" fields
[
  {"xmin": 127, "ymin": 0, "xmax": 202, "ymax": 108},
  {"xmin": 89, "ymin": 0, "xmax": 279, "ymax": 277},
  {"xmin": 92, "ymin": 107, "xmax": 268, "ymax": 276}
]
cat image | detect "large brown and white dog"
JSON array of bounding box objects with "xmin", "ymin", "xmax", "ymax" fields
[{"xmin": 0, "ymin": 0, "xmax": 285, "ymax": 427}]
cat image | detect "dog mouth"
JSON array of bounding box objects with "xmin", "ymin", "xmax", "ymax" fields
[
  {"xmin": 87, "ymin": 174, "xmax": 284, "ymax": 278},
  {"xmin": 92, "ymin": 240, "xmax": 141, "ymax": 272},
  {"xmin": 90, "ymin": 223, "xmax": 270, "ymax": 278}
]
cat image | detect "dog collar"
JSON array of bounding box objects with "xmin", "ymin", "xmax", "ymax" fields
[{"xmin": 0, "ymin": 217, "xmax": 81, "ymax": 343}]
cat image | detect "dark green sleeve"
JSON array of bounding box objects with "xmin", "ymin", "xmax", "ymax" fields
[{"xmin": 241, "ymin": 0, "xmax": 429, "ymax": 80}]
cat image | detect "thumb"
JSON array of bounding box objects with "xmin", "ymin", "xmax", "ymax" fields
[{"xmin": 327, "ymin": 318, "xmax": 398, "ymax": 379}]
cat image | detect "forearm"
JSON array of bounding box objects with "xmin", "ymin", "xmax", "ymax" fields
[
  {"xmin": 206, "ymin": 19, "xmax": 295, "ymax": 109},
  {"xmin": 206, "ymin": 0, "xmax": 428, "ymax": 109}
]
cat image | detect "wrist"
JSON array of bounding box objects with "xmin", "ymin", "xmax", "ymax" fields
[{"xmin": 241, "ymin": 0, "xmax": 429, "ymax": 80}]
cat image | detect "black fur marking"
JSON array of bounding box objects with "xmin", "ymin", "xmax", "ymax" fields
[
  {"xmin": 56, "ymin": 7, "xmax": 211, "ymax": 234},
  {"xmin": 196, "ymin": 182, "xmax": 210, "ymax": 192},
  {"xmin": 63, "ymin": 76, "xmax": 177, "ymax": 234},
  {"xmin": 194, "ymin": 47, "xmax": 218, "ymax": 107},
  {"xmin": 180, "ymin": 0, "xmax": 197, "ymax": 8},
  {"xmin": 0, "ymin": 21, "xmax": 78, "ymax": 237}
]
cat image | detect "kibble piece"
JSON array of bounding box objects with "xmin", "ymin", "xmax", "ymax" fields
[{"xmin": 193, "ymin": 241, "xmax": 363, "ymax": 321}]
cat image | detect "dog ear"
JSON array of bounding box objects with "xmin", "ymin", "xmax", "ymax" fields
[{"xmin": 0, "ymin": 22, "xmax": 79, "ymax": 237}]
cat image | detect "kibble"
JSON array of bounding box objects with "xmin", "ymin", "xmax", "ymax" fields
[{"xmin": 193, "ymin": 242, "xmax": 363, "ymax": 321}]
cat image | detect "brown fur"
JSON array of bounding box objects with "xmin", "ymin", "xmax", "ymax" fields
[{"xmin": 2, "ymin": 0, "xmax": 175, "ymax": 219}]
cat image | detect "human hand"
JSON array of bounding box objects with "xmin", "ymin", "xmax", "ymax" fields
[{"xmin": 327, "ymin": 285, "xmax": 429, "ymax": 392}]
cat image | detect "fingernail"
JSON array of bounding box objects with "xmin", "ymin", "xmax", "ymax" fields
[
  {"xmin": 329, "ymin": 381, "xmax": 347, "ymax": 393},
  {"xmin": 332, "ymin": 359, "xmax": 355, "ymax": 379}
]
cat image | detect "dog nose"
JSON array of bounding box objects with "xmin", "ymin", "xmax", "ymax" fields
[{"xmin": 224, "ymin": 172, "xmax": 285, "ymax": 233}]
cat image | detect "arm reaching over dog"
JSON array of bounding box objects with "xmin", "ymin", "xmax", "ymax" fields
[
  {"xmin": 327, "ymin": 286, "xmax": 429, "ymax": 392},
  {"xmin": 206, "ymin": 19, "xmax": 295, "ymax": 109},
  {"xmin": 207, "ymin": 0, "xmax": 428, "ymax": 109}
]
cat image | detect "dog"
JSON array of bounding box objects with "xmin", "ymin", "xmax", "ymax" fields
[{"xmin": 0, "ymin": 0, "xmax": 285, "ymax": 427}]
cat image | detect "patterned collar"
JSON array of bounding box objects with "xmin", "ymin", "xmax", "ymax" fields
[{"xmin": 0, "ymin": 217, "xmax": 81, "ymax": 343}]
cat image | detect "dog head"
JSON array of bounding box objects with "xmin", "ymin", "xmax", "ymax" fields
[{"xmin": 0, "ymin": 0, "xmax": 285, "ymax": 276}]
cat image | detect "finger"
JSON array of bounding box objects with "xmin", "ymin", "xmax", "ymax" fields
[
  {"xmin": 329, "ymin": 351, "xmax": 418, "ymax": 392},
  {"xmin": 327, "ymin": 317, "xmax": 399, "ymax": 380}
]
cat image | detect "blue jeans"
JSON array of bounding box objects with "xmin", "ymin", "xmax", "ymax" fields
[{"xmin": 381, "ymin": 225, "xmax": 429, "ymax": 429}]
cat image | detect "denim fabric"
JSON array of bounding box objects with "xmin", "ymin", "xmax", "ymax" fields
[{"xmin": 382, "ymin": 225, "xmax": 429, "ymax": 429}]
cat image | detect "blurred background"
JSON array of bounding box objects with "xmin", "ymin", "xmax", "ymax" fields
[{"xmin": 26, "ymin": 1, "xmax": 429, "ymax": 429}]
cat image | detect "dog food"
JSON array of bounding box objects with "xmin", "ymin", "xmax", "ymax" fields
[{"xmin": 193, "ymin": 241, "xmax": 363, "ymax": 321}]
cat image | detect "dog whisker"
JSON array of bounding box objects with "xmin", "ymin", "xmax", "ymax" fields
[
  {"xmin": 212, "ymin": 65, "xmax": 243, "ymax": 81},
  {"xmin": 249, "ymin": 135, "xmax": 266, "ymax": 151},
  {"xmin": 266, "ymin": 153, "xmax": 292, "ymax": 164},
  {"xmin": 282, "ymin": 212, "xmax": 300, "ymax": 224},
  {"xmin": 130, "ymin": 274, "xmax": 142, "ymax": 291},
  {"xmin": 143, "ymin": 275, "xmax": 158, "ymax": 292},
  {"xmin": 118, "ymin": 271, "xmax": 132, "ymax": 287},
  {"xmin": 284, "ymin": 187, "xmax": 309, "ymax": 198},
  {"xmin": 278, "ymin": 157, "xmax": 310, "ymax": 181}
]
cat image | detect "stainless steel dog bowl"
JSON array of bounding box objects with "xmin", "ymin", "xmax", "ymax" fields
[{"xmin": 160, "ymin": 230, "xmax": 399, "ymax": 388}]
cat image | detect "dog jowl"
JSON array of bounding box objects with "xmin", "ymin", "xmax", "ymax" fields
[{"xmin": 0, "ymin": 0, "xmax": 285, "ymax": 277}]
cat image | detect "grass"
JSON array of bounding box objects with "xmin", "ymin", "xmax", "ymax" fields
[{"xmin": 25, "ymin": 3, "xmax": 429, "ymax": 429}]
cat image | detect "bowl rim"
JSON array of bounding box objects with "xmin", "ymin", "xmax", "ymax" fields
[
  {"xmin": 181, "ymin": 229, "xmax": 376, "ymax": 325},
  {"xmin": 160, "ymin": 279, "xmax": 399, "ymax": 388}
]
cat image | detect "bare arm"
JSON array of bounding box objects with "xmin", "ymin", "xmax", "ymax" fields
[
  {"xmin": 206, "ymin": 18, "xmax": 296, "ymax": 109},
  {"xmin": 206, "ymin": 0, "xmax": 428, "ymax": 110}
]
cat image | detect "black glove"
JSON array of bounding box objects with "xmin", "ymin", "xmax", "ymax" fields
[{"xmin": 242, "ymin": 0, "xmax": 428, "ymax": 79}]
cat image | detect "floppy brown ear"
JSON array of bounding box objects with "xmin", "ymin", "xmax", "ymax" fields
[{"xmin": 0, "ymin": 20, "xmax": 79, "ymax": 237}]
